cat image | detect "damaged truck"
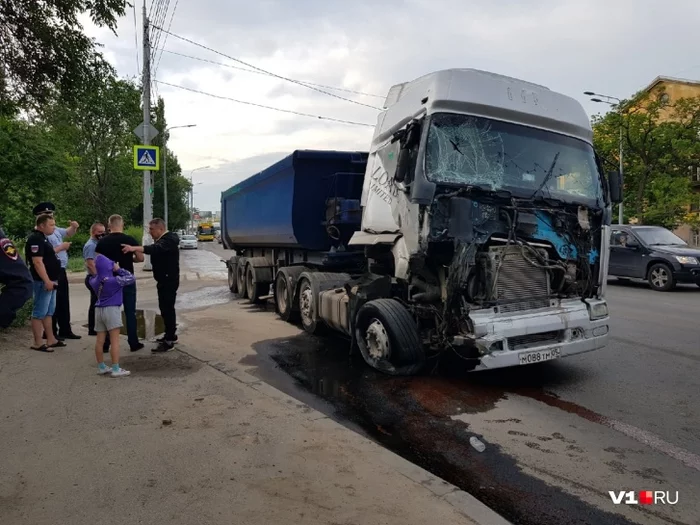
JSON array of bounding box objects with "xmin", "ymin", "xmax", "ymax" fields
[{"xmin": 221, "ymin": 68, "xmax": 623, "ymax": 375}]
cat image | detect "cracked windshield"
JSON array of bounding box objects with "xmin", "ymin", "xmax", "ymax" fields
[{"xmin": 425, "ymin": 113, "xmax": 603, "ymax": 205}]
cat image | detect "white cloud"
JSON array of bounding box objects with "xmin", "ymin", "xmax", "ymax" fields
[{"xmin": 83, "ymin": 0, "xmax": 700, "ymax": 212}]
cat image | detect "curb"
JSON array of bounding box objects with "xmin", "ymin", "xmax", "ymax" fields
[
  {"xmin": 176, "ymin": 347, "xmax": 512, "ymax": 525},
  {"xmin": 67, "ymin": 271, "xmax": 153, "ymax": 284}
]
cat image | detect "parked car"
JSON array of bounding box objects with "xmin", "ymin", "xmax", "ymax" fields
[
  {"xmin": 179, "ymin": 234, "xmax": 198, "ymax": 250},
  {"xmin": 609, "ymin": 226, "xmax": 700, "ymax": 291}
]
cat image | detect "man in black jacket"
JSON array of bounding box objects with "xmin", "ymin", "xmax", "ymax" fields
[
  {"xmin": 122, "ymin": 218, "xmax": 179, "ymax": 352},
  {"xmin": 0, "ymin": 227, "xmax": 33, "ymax": 329}
]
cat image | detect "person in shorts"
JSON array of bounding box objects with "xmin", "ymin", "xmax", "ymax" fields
[
  {"xmin": 89, "ymin": 254, "xmax": 135, "ymax": 377},
  {"xmin": 24, "ymin": 214, "xmax": 68, "ymax": 352}
]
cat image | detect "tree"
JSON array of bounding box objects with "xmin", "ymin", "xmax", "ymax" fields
[
  {"xmin": 592, "ymin": 90, "xmax": 700, "ymax": 228},
  {"xmin": 0, "ymin": 116, "xmax": 76, "ymax": 237},
  {"xmin": 150, "ymin": 98, "xmax": 193, "ymax": 231},
  {"xmin": 42, "ymin": 60, "xmax": 143, "ymax": 225},
  {"xmin": 0, "ymin": 0, "xmax": 126, "ymax": 116}
]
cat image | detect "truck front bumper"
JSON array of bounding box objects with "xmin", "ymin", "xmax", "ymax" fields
[{"xmin": 464, "ymin": 299, "xmax": 609, "ymax": 371}]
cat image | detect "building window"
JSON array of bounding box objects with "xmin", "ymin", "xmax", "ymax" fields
[{"xmin": 658, "ymin": 92, "xmax": 670, "ymax": 106}]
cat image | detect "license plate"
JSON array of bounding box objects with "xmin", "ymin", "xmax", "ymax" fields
[{"xmin": 518, "ymin": 347, "xmax": 561, "ymax": 365}]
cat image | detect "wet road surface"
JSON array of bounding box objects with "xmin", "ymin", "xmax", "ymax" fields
[{"xmin": 201, "ymin": 244, "xmax": 700, "ymax": 525}]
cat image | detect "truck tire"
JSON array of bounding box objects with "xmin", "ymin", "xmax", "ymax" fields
[
  {"xmin": 227, "ymin": 265, "xmax": 238, "ymax": 293},
  {"xmin": 275, "ymin": 270, "xmax": 299, "ymax": 322},
  {"xmin": 297, "ymin": 276, "xmax": 321, "ymax": 334},
  {"xmin": 236, "ymin": 262, "xmax": 247, "ymax": 298},
  {"xmin": 647, "ymin": 263, "xmax": 675, "ymax": 291},
  {"xmin": 355, "ymin": 299, "xmax": 425, "ymax": 376},
  {"xmin": 246, "ymin": 264, "xmax": 268, "ymax": 303}
]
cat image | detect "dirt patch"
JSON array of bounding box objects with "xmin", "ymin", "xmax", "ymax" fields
[{"xmin": 120, "ymin": 352, "xmax": 202, "ymax": 377}]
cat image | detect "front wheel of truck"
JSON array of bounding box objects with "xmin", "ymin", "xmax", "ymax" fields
[{"xmin": 355, "ymin": 299, "xmax": 425, "ymax": 376}]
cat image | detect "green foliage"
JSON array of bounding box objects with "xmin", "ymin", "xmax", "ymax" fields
[
  {"xmin": 124, "ymin": 225, "xmax": 143, "ymax": 241},
  {"xmin": 43, "ymin": 61, "xmax": 144, "ymax": 225},
  {"xmin": 150, "ymin": 98, "xmax": 193, "ymax": 231},
  {"xmin": 0, "ymin": 117, "xmax": 76, "ymax": 237},
  {"xmin": 592, "ymin": 89, "xmax": 700, "ymax": 228},
  {"xmin": 0, "ymin": 0, "xmax": 127, "ymax": 115},
  {"xmin": 66, "ymin": 257, "xmax": 85, "ymax": 273}
]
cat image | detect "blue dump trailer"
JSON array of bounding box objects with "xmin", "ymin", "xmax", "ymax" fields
[{"xmin": 221, "ymin": 150, "xmax": 368, "ymax": 299}]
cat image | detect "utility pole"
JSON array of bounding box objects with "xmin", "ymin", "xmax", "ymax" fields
[
  {"xmin": 163, "ymin": 137, "xmax": 168, "ymax": 229},
  {"xmin": 141, "ymin": 2, "xmax": 154, "ymax": 270}
]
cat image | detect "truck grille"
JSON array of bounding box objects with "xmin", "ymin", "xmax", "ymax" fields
[
  {"xmin": 491, "ymin": 246, "xmax": 551, "ymax": 313},
  {"xmin": 508, "ymin": 330, "xmax": 563, "ymax": 350}
]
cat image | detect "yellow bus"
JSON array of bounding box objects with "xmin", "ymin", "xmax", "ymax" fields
[{"xmin": 197, "ymin": 222, "xmax": 215, "ymax": 242}]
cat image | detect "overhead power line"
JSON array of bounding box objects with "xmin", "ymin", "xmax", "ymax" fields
[
  {"xmin": 153, "ymin": 0, "xmax": 181, "ymax": 77},
  {"xmin": 150, "ymin": 0, "xmax": 170, "ymax": 64},
  {"xmin": 154, "ymin": 79, "xmax": 376, "ymax": 127},
  {"xmin": 157, "ymin": 49, "xmax": 385, "ymax": 100},
  {"xmin": 150, "ymin": 25, "xmax": 383, "ymax": 111}
]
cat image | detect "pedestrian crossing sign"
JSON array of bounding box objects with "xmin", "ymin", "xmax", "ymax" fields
[{"xmin": 133, "ymin": 145, "xmax": 160, "ymax": 170}]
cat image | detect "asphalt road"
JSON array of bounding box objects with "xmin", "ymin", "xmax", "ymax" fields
[{"xmin": 198, "ymin": 243, "xmax": 700, "ymax": 525}]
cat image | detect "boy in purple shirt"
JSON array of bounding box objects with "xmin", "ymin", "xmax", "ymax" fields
[{"xmin": 89, "ymin": 255, "xmax": 135, "ymax": 377}]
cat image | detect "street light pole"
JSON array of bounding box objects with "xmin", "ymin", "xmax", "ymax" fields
[
  {"xmin": 162, "ymin": 124, "xmax": 196, "ymax": 229},
  {"xmin": 584, "ymin": 91, "xmax": 624, "ymax": 224},
  {"xmin": 188, "ymin": 166, "xmax": 209, "ymax": 233}
]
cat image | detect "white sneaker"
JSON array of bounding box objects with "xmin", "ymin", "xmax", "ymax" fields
[
  {"xmin": 110, "ymin": 367, "xmax": 131, "ymax": 378},
  {"xmin": 97, "ymin": 366, "xmax": 111, "ymax": 375}
]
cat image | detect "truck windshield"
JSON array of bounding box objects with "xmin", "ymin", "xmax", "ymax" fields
[{"xmin": 425, "ymin": 113, "xmax": 604, "ymax": 206}]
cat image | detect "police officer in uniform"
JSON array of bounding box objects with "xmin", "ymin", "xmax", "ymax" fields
[
  {"xmin": 0, "ymin": 226, "xmax": 33, "ymax": 329},
  {"xmin": 32, "ymin": 202, "xmax": 81, "ymax": 340}
]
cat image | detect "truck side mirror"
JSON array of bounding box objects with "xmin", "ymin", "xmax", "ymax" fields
[{"xmin": 608, "ymin": 171, "xmax": 623, "ymax": 204}]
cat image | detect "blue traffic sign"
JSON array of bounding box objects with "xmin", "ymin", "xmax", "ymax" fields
[{"xmin": 133, "ymin": 145, "xmax": 160, "ymax": 170}]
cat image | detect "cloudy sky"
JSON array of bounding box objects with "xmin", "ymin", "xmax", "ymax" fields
[{"xmin": 84, "ymin": 0, "xmax": 700, "ymax": 213}]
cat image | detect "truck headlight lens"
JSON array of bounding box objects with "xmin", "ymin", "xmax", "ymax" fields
[
  {"xmin": 674, "ymin": 255, "xmax": 699, "ymax": 265},
  {"xmin": 585, "ymin": 300, "xmax": 608, "ymax": 320}
]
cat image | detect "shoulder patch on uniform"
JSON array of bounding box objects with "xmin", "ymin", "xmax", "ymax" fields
[
  {"xmin": 1, "ymin": 238, "xmax": 19, "ymax": 261},
  {"xmin": 30, "ymin": 244, "xmax": 39, "ymax": 254}
]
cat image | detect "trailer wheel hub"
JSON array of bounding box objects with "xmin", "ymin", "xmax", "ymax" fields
[
  {"xmin": 300, "ymin": 287, "xmax": 314, "ymax": 324},
  {"xmin": 365, "ymin": 320, "xmax": 390, "ymax": 360}
]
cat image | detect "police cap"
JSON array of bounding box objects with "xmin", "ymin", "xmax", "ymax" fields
[{"xmin": 32, "ymin": 202, "xmax": 56, "ymax": 216}]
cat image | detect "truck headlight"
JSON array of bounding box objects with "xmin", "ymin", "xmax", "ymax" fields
[
  {"xmin": 674, "ymin": 255, "xmax": 699, "ymax": 265},
  {"xmin": 585, "ymin": 299, "xmax": 608, "ymax": 320}
]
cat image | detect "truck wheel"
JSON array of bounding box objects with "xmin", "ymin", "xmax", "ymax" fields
[
  {"xmin": 227, "ymin": 265, "xmax": 238, "ymax": 293},
  {"xmin": 236, "ymin": 263, "xmax": 247, "ymax": 298},
  {"xmin": 275, "ymin": 271, "xmax": 298, "ymax": 322},
  {"xmin": 647, "ymin": 263, "xmax": 675, "ymax": 291},
  {"xmin": 355, "ymin": 299, "xmax": 425, "ymax": 376},
  {"xmin": 298, "ymin": 276, "xmax": 321, "ymax": 334},
  {"xmin": 246, "ymin": 264, "xmax": 268, "ymax": 303}
]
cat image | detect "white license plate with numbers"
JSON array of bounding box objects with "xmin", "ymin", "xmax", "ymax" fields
[{"xmin": 518, "ymin": 347, "xmax": 562, "ymax": 365}]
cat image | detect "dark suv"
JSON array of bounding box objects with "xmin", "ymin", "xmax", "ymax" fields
[{"xmin": 609, "ymin": 226, "xmax": 700, "ymax": 291}]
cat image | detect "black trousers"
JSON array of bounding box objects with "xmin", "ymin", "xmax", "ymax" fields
[
  {"xmin": 52, "ymin": 268, "xmax": 72, "ymax": 336},
  {"xmin": 84, "ymin": 275, "xmax": 97, "ymax": 334},
  {"xmin": 157, "ymin": 279, "xmax": 179, "ymax": 341}
]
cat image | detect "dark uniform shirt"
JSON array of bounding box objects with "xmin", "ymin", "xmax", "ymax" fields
[
  {"xmin": 143, "ymin": 231, "xmax": 180, "ymax": 282},
  {"xmin": 25, "ymin": 230, "xmax": 61, "ymax": 282},
  {"xmin": 0, "ymin": 228, "xmax": 33, "ymax": 328},
  {"xmin": 96, "ymin": 232, "xmax": 140, "ymax": 273}
]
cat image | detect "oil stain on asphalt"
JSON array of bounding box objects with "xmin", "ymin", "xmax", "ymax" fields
[{"xmin": 245, "ymin": 333, "xmax": 642, "ymax": 525}]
